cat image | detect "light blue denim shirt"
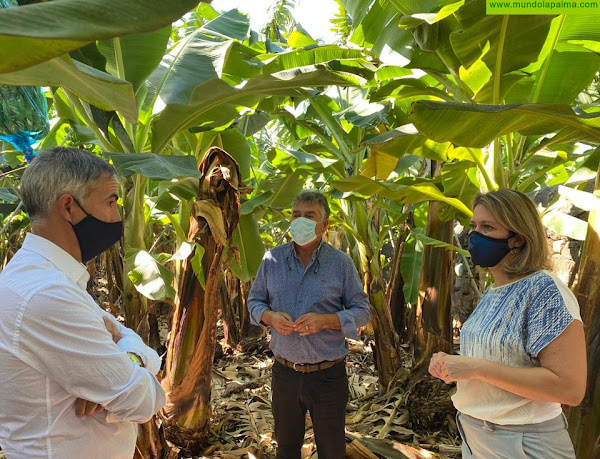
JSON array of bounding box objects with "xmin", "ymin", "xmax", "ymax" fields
[{"xmin": 248, "ymin": 240, "xmax": 370, "ymax": 364}]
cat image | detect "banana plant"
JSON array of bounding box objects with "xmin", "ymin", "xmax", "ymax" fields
[
  {"xmin": 338, "ymin": 0, "xmax": 600, "ymax": 451},
  {"xmin": 0, "ymin": 2, "xmax": 375, "ymax": 454}
]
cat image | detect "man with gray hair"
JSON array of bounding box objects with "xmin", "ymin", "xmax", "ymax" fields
[
  {"xmin": 248, "ymin": 190, "xmax": 370, "ymax": 458},
  {"xmin": 0, "ymin": 147, "xmax": 165, "ymax": 458}
]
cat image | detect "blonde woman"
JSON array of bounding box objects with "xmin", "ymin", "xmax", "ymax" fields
[{"xmin": 429, "ymin": 189, "xmax": 586, "ymax": 458}]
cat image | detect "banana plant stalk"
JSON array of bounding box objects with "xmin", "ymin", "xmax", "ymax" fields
[
  {"xmin": 566, "ymin": 162, "xmax": 600, "ymax": 459},
  {"xmin": 160, "ymin": 147, "xmax": 242, "ymax": 454},
  {"xmin": 412, "ymin": 167, "xmax": 455, "ymax": 375},
  {"xmin": 348, "ymin": 200, "xmax": 403, "ymax": 389}
]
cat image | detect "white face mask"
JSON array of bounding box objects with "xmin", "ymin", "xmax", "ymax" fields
[{"xmin": 290, "ymin": 217, "xmax": 321, "ymax": 246}]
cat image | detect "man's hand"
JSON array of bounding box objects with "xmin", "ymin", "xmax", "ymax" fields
[
  {"xmin": 103, "ymin": 316, "xmax": 122, "ymax": 343},
  {"xmin": 262, "ymin": 311, "xmax": 295, "ymax": 335},
  {"xmin": 75, "ymin": 398, "xmax": 104, "ymax": 417},
  {"xmin": 295, "ymin": 313, "xmax": 339, "ymax": 336}
]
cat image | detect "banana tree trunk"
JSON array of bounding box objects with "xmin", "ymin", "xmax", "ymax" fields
[
  {"xmin": 388, "ymin": 230, "xmax": 408, "ymax": 338},
  {"xmin": 221, "ymin": 270, "xmax": 241, "ymax": 348},
  {"xmin": 120, "ymin": 175, "xmax": 163, "ymax": 457},
  {"xmin": 351, "ymin": 200, "xmax": 402, "ymax": 389},
  {"xmin": 160, "ymin": 147, "xmax": 242, "ymax": 455},
  {"xmin": 413, "ymin": 199, "xmax": 454, "ymax": 373},
  {"xmin": 122, "ymin": 175, "xmax": 150, "ymax": 335},
  {"xmin": 239, "ymin": 280, "xmax": 263, "ymax": 342},
  {"xmin": 566, "ymin": 166, "xmax": 600, "ymax": 459},
  {"xmin": 369, "ymin": 270, "xmax": 403, "ymax": 390}
]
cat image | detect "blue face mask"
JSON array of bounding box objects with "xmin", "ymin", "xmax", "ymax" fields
[
  {"xmin": 468, "ymin": 231, "xmax": 513, "ymax": 268},
  {"xmin": 290, "ymin": 217, "xmax": 321, "ymax": 246}
]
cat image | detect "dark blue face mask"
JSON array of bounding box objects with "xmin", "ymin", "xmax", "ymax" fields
[
  {"xmin": 468, "ymin": 231, "xmax": 514, "ymax": 268},
  {"xmin": 71, "ymin": 198, "xmax": 123, "ymax": 263}
]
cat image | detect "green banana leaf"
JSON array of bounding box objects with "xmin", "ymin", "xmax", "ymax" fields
[
  {"xmin": 97, "ymin": 27, "xmax": 171, "ymax": 94},
  {"xmin": 151, "ymin": 65, "xmax": 365, "ymax": 153},
  {"xmin": 0, "ymin": 0, "xmax": 203, "ymax": 72},
  {"xmin": 126, "ymin": 248, "xmax": 176, "ymax": 301},
  {"xmin": 400, "ymin": 231, "xmax": 424, "ymax": 306},
  {"xmin": 398, "ymin": 0, "xmax": 464, "ymax": 27},
  {"xmin": 0, "ymin": 55, "xmax": 137, "ymax": 123},
  {"xmin": 541, "ymin": 210, "xmax": 588, "ymax": 241},
  {"xmin": 0, "ymin": 187, "xmax": 18, "ymax": 203},
  {"xmin": 557, "ymin": 185, "xmax": 600, "ymax": 212},
  {"xmin": 268, "ymin": 148, "xmax": 340, "ymax": 172},
  {"xmin": 566, "ymin": 146, "xmax": 600, "ymax": 186},
  {"xmin": 410, "ymin": 101, "xmax": 600, "ymax": 148},
  {"xmin": 220, "ymin": 128, "xmax": 252, "ymax": 180},
  {"xmin": 228, "ymin": 213, "xmax": 265, "ymax": 282},
  {"xmin": 257, "ymin": 169, "xmax": 308, "ymax": 209},
  {"xmin": 510, "ymin": 14, "xmax": 600, "ymax": 104},
  {"xmin": 153, "ymin": 178, "xmax": 199, "ymax": 212},
  {"xmin": 450, "ymin": 3, "xmax": 553, "ymax": 77},
  {"xmin": 241, "ymin": 191, "xmax": 275, "ymax": 216},
  {"xmin": 145, "ymin": 9, "xmax": 250, "ymax": 109},
  {"xmin": 413, "ymin": 227, "xmax": 470, "ymax": 257},
  {"xmin": 363, "ymin": 126, "xmax": 452, "ymax": 161},
  {"xmin": 333, "ymin": 175, "xmax": 473, "ymax": 217},
  {"xmin": 106, "ymin": 153, "xmax": 200, "ymax": 180},
  {"xmin": 343, "ymin": 0, "xmax": 412, "ymax": 57}
]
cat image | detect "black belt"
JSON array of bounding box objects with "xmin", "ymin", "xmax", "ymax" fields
[{"xmin": 274, "ymin": 356, "xmax": 344, "ymax": 373}]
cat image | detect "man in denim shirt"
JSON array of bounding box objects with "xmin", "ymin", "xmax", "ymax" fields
[{"xmin": 248, "ymin": 190, "xmax": 370, "ymax": 459}]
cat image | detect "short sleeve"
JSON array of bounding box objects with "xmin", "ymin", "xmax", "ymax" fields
[{"xmin": 525, "ymin": 284, "xmax": 577, "ymax": 358}]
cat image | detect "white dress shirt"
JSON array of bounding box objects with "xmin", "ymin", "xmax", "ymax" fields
[{"xmin": 0, "ymin": 234, "xmax": 166, "ymax": 458}]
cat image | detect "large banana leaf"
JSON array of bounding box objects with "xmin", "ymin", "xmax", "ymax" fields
[
  {"xmin": 145, "ymin": 9, "xmax": 250, "ymax": 108},
  {"xmin": 0, "ymin": 55, "xmax": 137, "ymax": 122},
  {"xmin": 342, "ymin": 0, "xmax": 376, "ymax": 25},
  {"xmin": 106, "ymin": 153, "xmax": 200, "ymax": 180},
  {"xmin": 228, "ymin": 213, "xmax": 265, "ymax": 282},
  {"xmin": 345, "ymin": 0, "xmax": 413, "ymax": 58},
  {"xmin": 450, "ymin": 3, "xmax": 553, "ymax": 75},
  {"xmin": 257, "ymin": 170, "xmax": 308, "ymax": 209},
  {"xmin": 360, "ymin": 148, "xmax": 399, "ymax": 180},
  {"xmin": 398, "ymin": 0, "xmax": 464, "ymax": 27},
  {"xmin": 508, "ymin": 14, "xmax": 600, "ymax": 104},
  {"xmin": 97, "ymin": 27, "xmax": 171, "ymax": 94},
  {"xmin": 542, "ymin": 210, "xmax": 588, "ymax": 241},
  {"xmin": 258, "ymin": 46, "xmax": 367, "ymax": 76},
  {"xmin": 363, "ymin": 126, "xmax": 452, "ymax": 161},
  {"xmin": 0, "ymin": 187, "xmax": 18, "ymax": 203},
  {"xmin": 151, "ymin": 66, "xmax": 365, "ymax": 153},
  {"xmin": 241, "ymin": 191, "xmax": 275, "ymax": 215},
  {"xmin": 220, "ymin": 128, "xmax": 251, "ymax": 180},
  {"xmin": 126, "ymin": 248, "xmax": 176, "ymax": 301},
  {"xmin": 268, "ymin": 148, "xmax": 340, "ymax": 172},
  {"xmin": 371, "ymin": 78, "xmax": 451, "ymax": 102},
  {"xmin": 566, "ymin": 146, "xmax": 600, "ymax": 186},
  {"xmin": 410, "ymin": 101, "xmax": 600, "ymax": 148},
  {"xmin": 400, "ymin": 231, "xmax": 424, "ymax": 306},
  {"xmin": 224, "ymin": 42, "xmax": 372, "ymax": 81},
  {"xmin": 332, "ymin": 175, "xmax": 473, "ymax": 217},
  {"xmin": 0, "ymin": 0, "xmax": 203, "ymax": 73},
  {"xmin": 153, "ymin": 178, "xmax": 199, "ymax": 212}
]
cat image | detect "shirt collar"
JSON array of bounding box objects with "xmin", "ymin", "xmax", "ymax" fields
[
  {"xmin": 22, "ymin": 233, "xmax": 90, "ymax": 289},
  {"xmin": 290, "ymin": 238, "xmax": 326, "ymax": 262}
]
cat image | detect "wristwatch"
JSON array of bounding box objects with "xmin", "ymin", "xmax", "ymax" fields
[{"xmin": 127, "ymin": 352, "xmax": 144, "ymax": 367}]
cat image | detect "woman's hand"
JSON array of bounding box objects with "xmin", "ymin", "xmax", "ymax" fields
[{"xmin": 429, "ymin": 352, "xmax": 482, "ymax": 383}]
